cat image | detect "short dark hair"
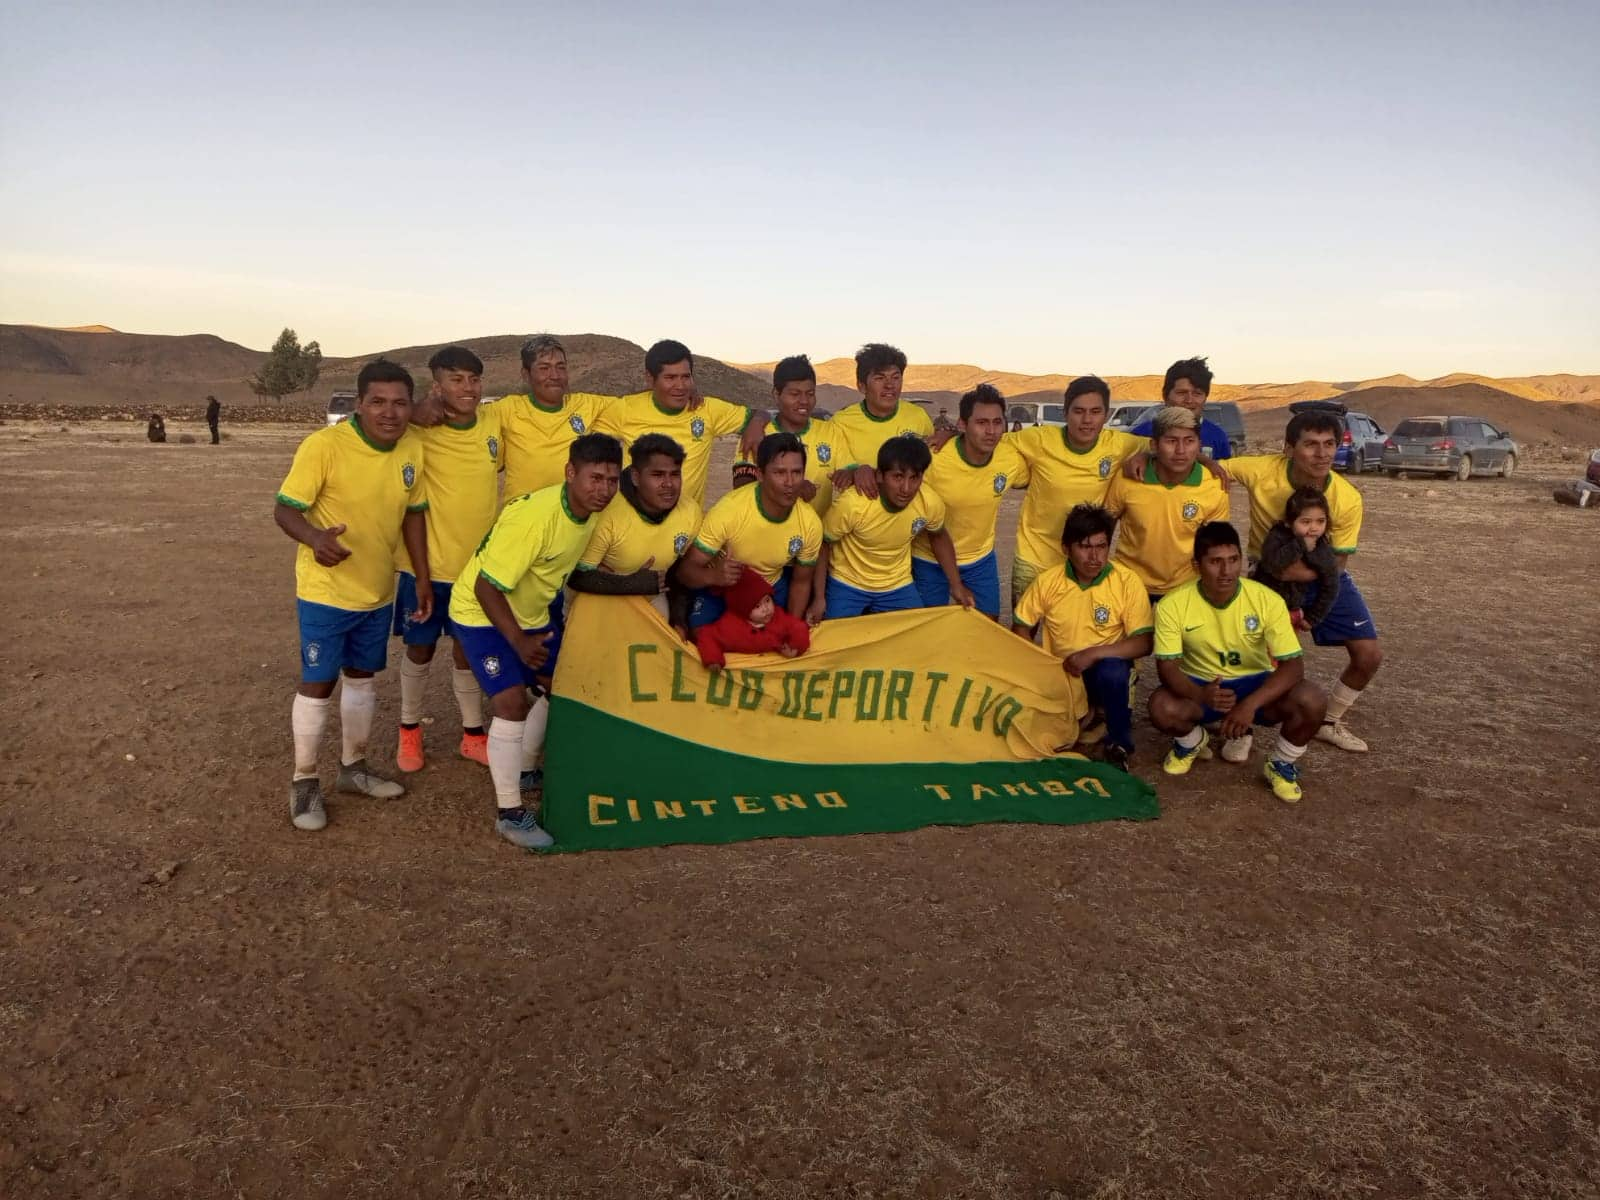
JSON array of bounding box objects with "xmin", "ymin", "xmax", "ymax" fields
[
  {"xmin": 1283, "ymin": 486, "xmax": 1330, "ymax": 524},
  {"xmin": 631, "ymin": 433, "xmax": 684, "ymax": 469},
  {"xmin": 1064, "ymin": 375, "xmax": 1110, "ymax": 407},
  {"xmin": 877, "ymin": 434, "xmax": 931, "ymax": 474},
  {"xmin": 1061, "ymin": 503, "xmax": 1115, "ymax": 547},
  {"xmin": 645, "ymin": 339, "xmax": 693, "ymax": 378},
  {"xmin": 520, "ymin": 334, "xmax": 565, "ymax": 370},
  {"xmin": 428, "ymin": 345, "xmax": 484, "ymax": 374},
  {"xmin": 855, "ymin": 342, "xmax": 907, "ymax": 387},
  {"xmin": 356, "ymin": 358, "xmax": 414, "ymax": 400},
  {"xmin": 757, "ymin": 431, "xmax": 806, "ymax": 470},
  {"xmin": 772, "ymin": 355, "xmax": 816, "ymax": 391},
  {"xmin": 1193, "ymin": 520, "xmax": 1241, "ymax": 560},
  {"xmin": 1163, "ymin": 357, "xmax": 1213, "ymax": 400},
  {"xmin": 569, "ymin": 432, "xmax": 623, "ymax": 468},
  {"xmin": 1285, "ymin": 410, "xmax": 1341, "ymax": 444},
  {"xmin": 959, "ymin": 383, "xmax": 1006, "ymax": 422}
]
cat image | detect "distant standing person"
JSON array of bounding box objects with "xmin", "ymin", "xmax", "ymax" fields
[
  {"xmin": 205, "ymin": 394, "xmax": 221, "ymax": 445},
  {"xmin": 147, "ymin": 412, "xmax": 166, "ymax": 444},
  {"xmin": 1128, "ymin": 357, "xmax": 1233, "ymax": 461}
]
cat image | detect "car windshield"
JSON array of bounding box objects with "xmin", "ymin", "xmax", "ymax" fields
[
  {"xmin": 328, "ymin": 395, "xmax": 356, "ymax": 414},
  {"xmin": 1394, "ymin": 419, "xmax": 1445, "ymax": 437},
  {"xmin": 1043, "ymin": 405, "xmax": 1064, "ymax": 423}
]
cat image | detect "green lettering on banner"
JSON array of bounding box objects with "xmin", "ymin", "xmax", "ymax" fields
[
  {"xmin": 627, "ymin": 644, "xmax": 658, "ymax": 702},
  {"xmin": 737, "ymin": 670, "xmax": 764, "ymax": 710},
  {"xmin": 778, "ymin": 672, "xmax": 804, "ymax": 718},
  {"xmin": 969, "ymin": 685, "xmax": 1000, "ymax": 732},
  {"xmin": 885, "ymin": 670, "xmax": 914, "ymax": 720},
  {"xmin": 706, "ymin": 669, "xmax": 735, "ymax": 708},
  {"xmin": 855, "ymin": 670, "xmax": 884, "ymax": 721},
  {"xmin": 803, "ymin": 672, "xmax": 830, "ymax": 722},
  {"xmin": 922, "ymin": 671, "xmax": 948, "ymax": 722},
  {"xmin": 949, "ymin": 677, "xmax": 973, "ymax": 726},
  {"xmin": 993, "ymin": 696, "xmax": 1022, "ymax": 736},
  {"xmin": 671, "ymin": 651, "xmax": 696, "ymax": 702},
  {"xmin": 827, "ymin": 670, "xmax": 857, "ymax": 719}
]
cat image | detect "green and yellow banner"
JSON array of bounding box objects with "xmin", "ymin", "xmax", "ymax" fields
[{"xmin": 540, "ymin": 597, "xmax": 1158, "ymax": 851}]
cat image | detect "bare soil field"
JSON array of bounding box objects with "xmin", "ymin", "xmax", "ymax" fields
[{"xmin": 2, "ymin": 421, "xmax": 1598, "ymax": 1199}]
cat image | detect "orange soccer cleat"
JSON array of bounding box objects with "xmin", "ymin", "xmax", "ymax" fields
[
  {"xmin": 458, "ymin": 730, "xmax": 489, "ymax": 766},
  {"xmin": 396, "ymin": 725, "xmax": 425, "ymax": 773}
]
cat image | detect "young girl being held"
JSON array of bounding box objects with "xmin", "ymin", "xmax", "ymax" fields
[{"xmin": 1251, "ymin": 486, "xmax": 1341, "ymax": 632}]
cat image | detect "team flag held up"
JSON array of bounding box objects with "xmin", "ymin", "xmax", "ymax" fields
[{"xmin": 539, "ymin": 597, "xmax": 1158, "ymax": 852}]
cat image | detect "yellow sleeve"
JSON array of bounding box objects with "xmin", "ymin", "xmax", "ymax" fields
[
  {"xmin": 921, "ymin": 488, "xmax": 947, "ymax": 532},
  {"xmin": 1153, "ymin": 591, "xmax": 1185, "ymax": 659},
  {"xmin": 1223, "ymin": 455, "xmax": 1272, "ymax": 487},
  {"xmin": 907, "ymin": 405, "xmax": 934, "ymax": 437},
  {"xmin": 797, "ymin": 508, "xmax": 822, "ymax": 566},
  {"xmin": 708, "ymin": 396, "xmax": 753, "ymax": 439},
  {"xmin": 1330, "ymin": 483, "xmax": 1363, "ymax": 554},
  {"xmin": 1007, "ymin": 445, "xmax": 1031, "ymax": 488},
  {"xmin": 1013, "ymin": 576, "xmax": 1049, "ymax": 627},
  {"xmin": 576, "ymin": 506, "xmax": 615, "ymax": 569},
  {"xmin": 591, "ymin": 396, "xmax": 627, "ymax": 439},
  {"xmin": 1102, "ymin": 473, "xmax": 1129, "ymax": 518},
  {"xmin": 1204, "ymin": 486, "xmax": 1231, "ymax": 524},
  {"xmin": 477, "ymin": 507, "xmax": 543, "ymax": 593},
  {"xmin": 1125, "ymin": 578, "xmax": 1155, "ymax": 635},
  {"xmin": 1106, "ymin": 429, "xmax": 1147, "ymax": 461},
  {"xmin": 692, "ymin": 498, "xmax": 732, "ymax": 557},
  {"xmin": 1261, "ymin": 592, "xmax": 1303, "ymax": 661},
  {"xmin": 276, "ymin": 433, "xmax": 328, "ymax": 510},
  {"xmin": 822, "ymin": 493, "xmax": 855, "ymax": 542}
]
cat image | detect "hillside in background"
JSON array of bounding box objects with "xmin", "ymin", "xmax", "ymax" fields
[{"xmin": 2, "ymin": 324, "xmax": 1595, "ymax": 446}]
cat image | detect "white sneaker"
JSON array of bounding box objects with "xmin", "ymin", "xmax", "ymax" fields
[
  {"xmin": 334, "ymin": 759, "xmax": 406, "ymax": 798},
  {"xmin": 1219, "ymin": 733, "xmax": 1253, "ymax": 763},
  {"xmin": 1315, "ymin": 719, "xmax": 1369, "ymax": 753}
]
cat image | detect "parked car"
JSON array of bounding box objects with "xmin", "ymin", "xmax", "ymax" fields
[
  {"xmin": 1380, "ymin": 415, "xmax": 1520, "ymax": 481},
  {"xmin": 1106, "ymin": 400, "xmax": 1246, "ymax": 456},
  {"xmin": 1286, "ymin": 400, "xmax": 1387, "ymax": 474},
  {"xmin": 325, "ymin": 390, "xmax": 357, "ymax": 426},
  {"xmin": 1009, "ymin": 401, "xmax": 1066, "ymax": 429}
]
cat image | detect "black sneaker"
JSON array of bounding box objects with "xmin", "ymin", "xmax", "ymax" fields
[
  {"xmin": 1102, "ymin": 744, "xmax": 1132, "ymax": 773},
  {"xmin": 289, "ymin": 777, "xmax": 327, "ymax": 831}
]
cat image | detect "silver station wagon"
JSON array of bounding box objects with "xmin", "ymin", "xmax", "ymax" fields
[{"xmin": 1381, "ymin": 415, "xmax": 1520, "ymax": 481}]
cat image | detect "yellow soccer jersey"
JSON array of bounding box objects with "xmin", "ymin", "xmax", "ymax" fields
[
  {"xmin": 1154, "ymin": 578, "xmax": 1302, "ymax": 681},
  {"xmin": 595, "ymin": 392, "xmax": 752, "ymax": 507},
  {"xmin": 449, "ymin": 484, "xmax": 595, "ymax": 629},
  {"xmin": 492, "ymin": 391, "xmax": 619, "ymax": 499},
  {"xmin": 397, "ymin": 407, "xmax": 503, "ymax": 582},
  {"xmin": 764, "ymin": 417, "xmax": 847, "ymax": 514},
  {"xmin": 1014, "ymin": 561, "xmax": 1154, "ymax": 658},
  {"xmin": 1225, "ymin": 455, "xmax": 1364, "ymax": 558},
  {"xmin": 823, "ymin": 486, "xmax": 946, "ymax": 592},
  {"xmin": 277, "ymin": 418, "xmax": 428, "ymax": 611},
  {"xmin": 577, "ymin": 493, "xmax": 703, "ymax": 576},
  {"xmin": 1009, "ymin": 426, "xmax": 1146, "ymax": 570},
  {"xmin": 1103, "ymin": 462, "xmax": 1232, "ymax": 596},
  {"xmin": 694, "ymin": 484, "xmax": 823, "ymax": 584},
  {"xmin": 912, "ymin": 436, "xmax": 1028, "ymax": 565},
  {"xmin": 828, "ymin": 400, "xmax": 934, "ymax": 471}
]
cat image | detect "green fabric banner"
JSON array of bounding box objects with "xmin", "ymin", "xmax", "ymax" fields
[{"xmin": 538, "ymin": 696, "xmax": 1159, "ymax": 853}]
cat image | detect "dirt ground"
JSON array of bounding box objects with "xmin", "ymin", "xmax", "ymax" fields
[{"xmin": 2, "ymin": 420, "xmax": 1598, "ymax": 1199}]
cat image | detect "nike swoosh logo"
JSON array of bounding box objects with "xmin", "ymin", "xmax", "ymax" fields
[
  {"xmin": 1185, "ymin": 624, "xmax": 1203, "ymax": 631},
  {"xmin": 1352, "ymin": 619, "xmax": 1369, "ymax": 626}
]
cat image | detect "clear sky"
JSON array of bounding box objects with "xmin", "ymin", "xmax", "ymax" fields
[{"xmin": 1, "ymin": 0, "xmax": 1595, "ymax": 380}]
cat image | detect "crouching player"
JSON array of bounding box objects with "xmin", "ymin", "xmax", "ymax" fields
[
  {"xmin": 395, "ymin": 346, "xmax": 501, "ymax": 773},
  {"xmin": 1148, "ymin": 522, "xmax": 1326, "ymax": 802},
  {"xmin": 274, "ymin": 359, "xmax": 430, "ymax": 832},
  {"xmin": 811, "ymin": 436, "xmax": 973, "ymax": 621},
  {"xmin": 1012, "ymin": 504, "xmax": 1153, "ymax": 770},
  {"xmin": 447, "ymin": 434, "xmax": 622, "ymax": 847}
]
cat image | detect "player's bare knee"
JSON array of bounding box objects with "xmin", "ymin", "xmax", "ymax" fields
[
  {"xmin": 405, "ymin": 643, "xmax": 437, "ymax": 665},
  {"xmin": 1148, "ymin": 689, "xmax": 1192, "ymax": 734},
  {"xmin": 1294, "ymin": 680, "xmax": 1328, "ymax": 725},
  {"xmin": 298, "ymin": 680, "xmax": 336, "ymax": 700},
  {"xmin": 489, "ymin": 687, "xmax": 531, "ymax": 721}
]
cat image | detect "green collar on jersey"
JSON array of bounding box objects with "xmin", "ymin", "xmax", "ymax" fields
[
  {"xmin": 349, "ymin": 415, "xmax": 398, "ymax": 452},
  {"xmin": 1201, "ymin": 581, "xmax": 1242, "ymax": 610},
  {"xmin": 1141, "ymin": 460, "xmax": 1205, "ymax": 488},
  {"xmin": 444, "ymin": 412, "xmax": 479, "ymax": 431},
  {"xmin": 956, "ymin": 436, "xmax": 994, "ymax": 468},
  {"xmin": 652, "ymin": 395, "xmax": 690, "ymax": 418},
  {"xmin": 859, "ymin": 400, "xmax": 899, "ymax": 423},
  {"xmin": 755, "ymin": 487, "xmax": 794, "ymax": 524},
  {"xmin": 1062, "ymin": 427, "xmax": 1102, "ymax": 455},
  {"xmin": 559, "ymin": 485, "xmax": 590, "ymax": 526},
  {"xmin": 1065, "ymin": 561, "xmax": 1113, "ymax": 590},
  {"xmin": 1286, "ymin": 458, "xmax": 1332, "ymax": 492},
  {"xmin": 526, "ymin": 391, "xmax": 566, "ymax": 414}
]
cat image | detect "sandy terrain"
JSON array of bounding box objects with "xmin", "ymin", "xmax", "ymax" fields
[{"xmin": 2, "ymin": 421, "xmax": 1597, "ymax": 1199}]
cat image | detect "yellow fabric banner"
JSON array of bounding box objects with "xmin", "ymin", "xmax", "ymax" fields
[{"xmin": 556, "ymin": 596, "xmax": 1088, "ymax": 763}]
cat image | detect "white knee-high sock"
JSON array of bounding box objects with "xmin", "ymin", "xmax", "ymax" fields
[
  {"xmin": 340, "ymin": 675, "xmax": 377, "ymax": 766},
  {"xmin": 291, "ymin": 694, "xmax": 331, "ymax": 779},
  {"xmin": 399, "ymin": 656, "xmax": 430, "ymax": 724},
  {"xmin": 1272, "ymin": 734, "xmax": 1308, "ymax": 764},
  {"xmin": 452, "ymin": 668, "xmax": 484, "ymax": 731},
  {"xmin": 521, "ymin": 695, "xmax": 549, "ymax": 770},
  {"xmin": 1325, "ymin": 680, "xmax": 1362, "ymax": 722},
  {"xmin": 488, "ymin": 717, "xmax": 526, "ymax": 810}
]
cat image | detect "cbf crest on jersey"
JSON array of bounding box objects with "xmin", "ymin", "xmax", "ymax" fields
[
  {"xmin": 487, "ymin": 435, "xmax": 500, "ymax": 461},
  {"xmin": 673, "ymin": 532, "xmax": 690, "ymax": 556},
  {"xmin": 402, "ymin": 462, "xmax": 417, "ymax": 488},
  {"xmin": 816, "ymin": 442, "xmax": 833, "ymax": 465},
  {"xmin": 992, "ymin": 472, "xmax": 1008, "ymax": 495},
  {"xmin": 1181, "ymin": 501, "xmax": 1200, "ymax": 520},
  {"xmin": 305, "ymin": 642, "xmax": 322, "ymax": 666},
  {"xmin": 568, "ymin": 414, "xmax": 586, "ymax": 434},
  {"xmin": 690, "ymin": 416, "xmax": 707, "ymax": 440},
  {"xmin": 787, "ymin": 535, "xmax": 804, "ymax": 559},
  {"xmin": 910, "ymin": 517, "xmax": 928, "ymax": 536},
  {"xmin": 1093, "ymin": 605, "xmax": 1110, "ymax": 625},
  {"xmin": 1244, "ymin": 614, "xmax": 1261, "ymax": 633},
  {"xmin": 1098, "ymin": 456, "xmax": 1113, "ymax": 478}
]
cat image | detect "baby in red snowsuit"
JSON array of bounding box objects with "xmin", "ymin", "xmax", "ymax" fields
[{"xmin": 695, "ymin": 567, "xmax": 811, "ymax": 669}]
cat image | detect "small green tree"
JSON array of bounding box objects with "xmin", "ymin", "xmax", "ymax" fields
[{"xmin": 251, "ymin": 328, "xmax": 323, "ymax": 401}]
